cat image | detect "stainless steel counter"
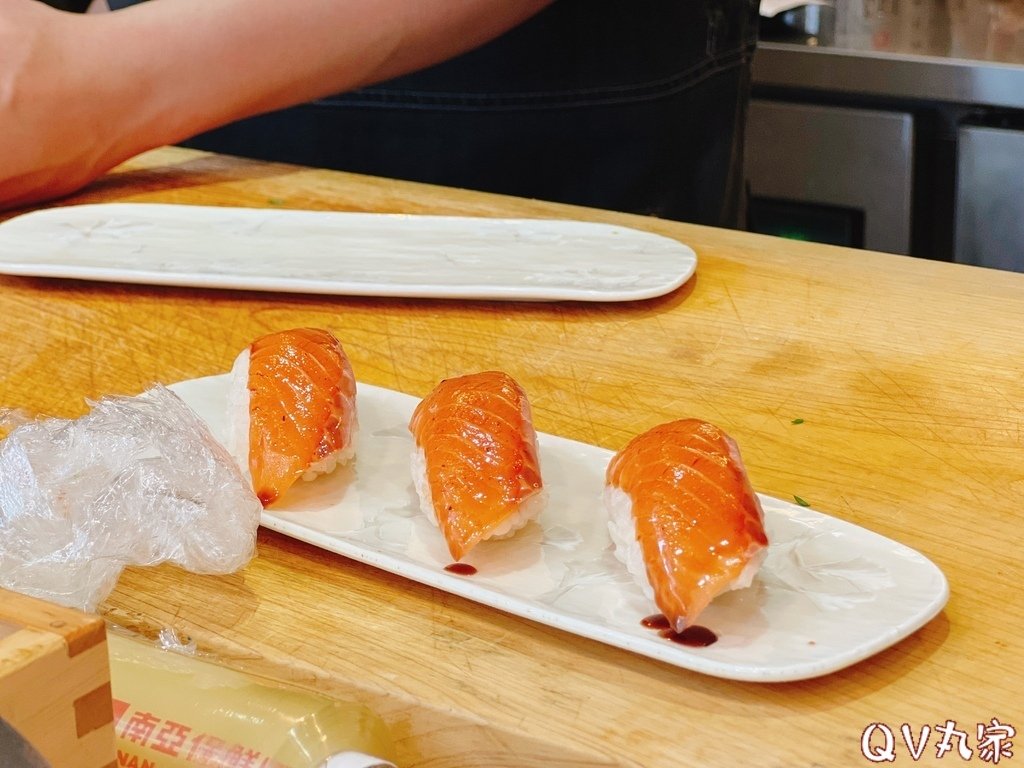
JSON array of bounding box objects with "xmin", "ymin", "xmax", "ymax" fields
[{"xmin": 753, "ymin": 41, "xmax": 1024, "ymax": 110}]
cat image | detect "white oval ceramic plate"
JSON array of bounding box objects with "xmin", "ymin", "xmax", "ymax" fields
[
  {"xmin": 0, "ymin": 204, "xmax": 696, "ymax": 302},
  {"xmin": 170, "ymin": 374, "xmax": 948, "ymax": 683}
]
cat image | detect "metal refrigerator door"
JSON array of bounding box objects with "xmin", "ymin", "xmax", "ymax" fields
[
  {"xmin": 954, "ymin": 124, "xmax": 1024, "ymax": 272},
  {"xmin": 745, "ymin": 99, "xmax": 914, "ymax": 254}
]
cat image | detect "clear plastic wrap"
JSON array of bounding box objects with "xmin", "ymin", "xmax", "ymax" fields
[{"xmin": 0, "ymin": 385, "xmax": 262, "ymax": 611}]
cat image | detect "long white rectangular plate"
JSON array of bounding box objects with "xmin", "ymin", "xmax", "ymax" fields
[
  {"xmin": 0, "ymin": 204, "xmax": 697, "ymax": 302},
  {"xmin": 170, "ymin": 374, "xmax": 948, "ymax": 682}
]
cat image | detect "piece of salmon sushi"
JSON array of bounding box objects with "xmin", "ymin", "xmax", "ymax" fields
[
  {"xmin": 604, "ymin": 419, "xmax": 768, "ymax": 631},
  {"xmin": 228, "ymin": 328, "xmax": 357, "ymax": 507},
  {"xmin": 408, "ymin": 371, "xmax": 546, "ymax": 561}
]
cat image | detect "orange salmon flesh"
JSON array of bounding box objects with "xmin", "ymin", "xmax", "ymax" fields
[
  {"xmin": 409, "ymin": 371, "xmax": 543, "ymax": 560},
  {"xmin": 606, "ymin": 419, "xmax": 768, "ymax": 631},
  {"xmin": 246, "ymin": 328, "xmax": 356, "ymax": 506}
]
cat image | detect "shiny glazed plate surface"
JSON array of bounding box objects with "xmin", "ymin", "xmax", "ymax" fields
[
  {"xmin": 171, "ymin": 374, "xmax": 948, "ymax": 682},
  {"xmin": 0, "ymin": 204, "xmax": 697, "ymax": 302}
]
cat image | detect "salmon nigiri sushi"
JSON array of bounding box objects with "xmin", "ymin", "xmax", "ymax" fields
[
  {"xmin": 409, "ymin": 371, "xmax": 546, "ymax": 561},
  {"xmin": 604, "ymin": 419, "xmax": 768, "ymax": 631},
  {"xmin": 228, "ymin": 328, "xmax": 357, "ymax": 506}
]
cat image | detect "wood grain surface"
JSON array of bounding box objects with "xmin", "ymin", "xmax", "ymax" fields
[{"xmin": 1, "ymin": 147, "xmax": 1021, "ymax": 767}]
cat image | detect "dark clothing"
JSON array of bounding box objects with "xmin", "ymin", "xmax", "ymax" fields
[{"xmin": 109, "ymin": 0, "xmax": 760, "ymax": 226}]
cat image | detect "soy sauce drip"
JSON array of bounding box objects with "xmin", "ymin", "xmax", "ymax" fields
[
  {"xmin": 640, "ymin": 614, "xmax": 672, "ymax": 630},
  {"xmin": 640, "ymin": 614, "xmax": 718, "ymax": 647},
  {"xmin": 660, "ymin": 626, "xmax": 718, "ymax": 647},
  {"xmin": 444, "ymin": 563, "xmax": 477, "ymax": 576}
]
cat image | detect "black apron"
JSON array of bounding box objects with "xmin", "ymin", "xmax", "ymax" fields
[{"xmin": 102, "ymin": 0, "xmax": 759, "ymax": 226}]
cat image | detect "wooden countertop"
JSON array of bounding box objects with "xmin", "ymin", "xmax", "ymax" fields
[{"xmin": 1, "ymin": 146, "xmax": 1020, "ymax": 767}]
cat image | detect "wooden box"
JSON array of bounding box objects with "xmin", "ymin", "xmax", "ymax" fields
[{"xmin": 0, "ymin": 588, "xmax": 115, "ymax": 767}]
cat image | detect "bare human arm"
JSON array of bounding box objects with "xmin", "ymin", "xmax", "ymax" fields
[{"xmin": 0, "ymin": 0, "xmax": 552, "ymax": 208}]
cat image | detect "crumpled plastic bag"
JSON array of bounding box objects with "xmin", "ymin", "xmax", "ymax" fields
[{"xmin": 0, "ymin": 385, "xmax": 262, "ymax": 611}]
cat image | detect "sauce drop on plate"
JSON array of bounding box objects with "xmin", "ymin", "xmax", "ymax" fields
[
  {"xmin": 640, "ymin": 614, "xmax": 672, "ymax": 630},
  {"xmin": 444, "ymin": 563, "xmax": 477, "ymax": 576},
  {"xmin": 659, "ymin": 626, "xmax": 718, "ymax": 647},
  {"xmin": 641, "ymin": 614, "xmax": 718, "ymax": 647}
]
